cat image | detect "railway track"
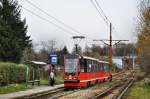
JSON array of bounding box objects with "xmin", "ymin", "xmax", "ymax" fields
[
  {"xmin": 22, "ymin": 87, "xmax": 65, "ymax": 99},
  {"xmin": 22, "ymin": 71, "xmax": 133, "ymax": 99},
  {"xmin": 48, "ymin": 89, "xmax": 80, "ymax": 99},
  {"xmin": 93, "ymin": 77, "xmax": 134, "ymax": 99},
  {"xmin": 117, "ymin": 79, "xmax": 134, "ymax": 99},
  {"xmin": 112, "ymin": 71, "xmax": 125, "ymax": 77},
  {"xmin": 22, "ymin": 87, "xmax": 80, "ymax": 99}
]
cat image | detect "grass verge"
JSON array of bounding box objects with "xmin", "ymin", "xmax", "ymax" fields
[
  {"xmin": 0, "ymin": 84, "xmax": 31, "ymax": 94},
  {"xmin": 125, "ymin": 80, "xmax": 150, "ymax": 99},
  {"xmin": 40, "ymin": 76, "xmax": 64, "ymax": 86}
]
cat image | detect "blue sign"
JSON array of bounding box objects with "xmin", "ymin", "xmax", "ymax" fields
[{"xmin": 49, "ymin": 53, "xmax": 57, "ymax": 65}]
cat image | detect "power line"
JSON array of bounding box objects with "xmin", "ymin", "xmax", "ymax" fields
[
  {"xmin": 25, "ymin": 0, "xmax": 96, "ymax": 42},
  {"xmin": 90, "ymin": 0, "xmax": 129, "ymax": 74},
  {"xmin": 23, "ymin": 0, "xmax": 98, "ymax": 46},
  {"xmin": 90, "ymin": 0, "xmax": 109, "ymax": 26},
  {"xmin": 25, "ymin": 0, "xmax": 85, "ymax": 36},
  {"xmin": 90, "ymin": 0, "xmax": 117, "ymax": 31},
  {"xmin": 91, "ymin": 0, "xmax": 120, "ymax": 39},
  {"xmin": 22, "ymin": 6, "xmax": 95, "ymax": 47},
  {"xmin": 21, "ymin": 6, "xmax": 75, "ymax": 36},
  {"xmin": 95, "ymin": 0, "xmax": 111, "ymax": 24}
]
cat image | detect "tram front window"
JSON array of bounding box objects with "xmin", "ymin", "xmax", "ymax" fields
[{"xmin": 65, "ymin": 59, "xmax": 78, "ymax": 74}]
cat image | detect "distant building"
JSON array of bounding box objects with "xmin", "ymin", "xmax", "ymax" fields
[
  {"xmin": 112, "ymin": 56, "xmax": 137, "ymax": 70},
  {"xmin": 122, "ymin": 56, "xmax": 137, "ymax": 70},
  {"xmin": 112, "ymin": 57, "xmax": 123, "ymax": 69}
]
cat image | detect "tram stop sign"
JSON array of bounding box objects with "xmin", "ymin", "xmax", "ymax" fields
[{"xmin": 49, "ymin": 53, "xmax": 58, "ymax": 65}]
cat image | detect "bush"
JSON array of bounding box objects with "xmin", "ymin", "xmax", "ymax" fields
[
  {"xmin": 0, "ymin": 62, "xmax": 27, "ymax": 86},
  {"xmin": 135, "ymin": 71, "xmax": 146, "ymax": 81}
]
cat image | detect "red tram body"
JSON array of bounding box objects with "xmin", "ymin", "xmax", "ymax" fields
[{"xmin": 64, "ymin": 54, "xmax": 112, "ymax": 88}]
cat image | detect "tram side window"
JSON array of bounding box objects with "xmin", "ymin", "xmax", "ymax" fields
[
  {"xmin": 106, "ymin": 64, "xmax": 109, "ymax": 71},
  {"xmin": 95, "ymin": 61, "xmax": 98, "ymax": 72},
  {"xmin": 91, "ymin": 60, "xmax": 94, "ymax": 72},
  {"xmin": 101, "ymin": 63, "xmax": 104, "ymax": 71},
  {"xmin": 97, "ymin": 63, "xmax": 101, "ymax": 72},
  {"xmin": 104, "ymin": 63, "xmax": 109, "ymax": 71},
  {"xmin": 80, "ymin": 58, "xmax": 85, "ymax": 72},
  {"xmin": 98, "ymin": 63, "xmax": 100, "ymax": 71},
  {"xmin": 92, "ymin": 61, "xmax": 96, "ymax": 72},
  {"xmin": 100, "ymin": 63, "xmax": 103, "ymax": 71},
  {"xmin": 87, "ymin": 60, "xmax": 92, "ymax": 72},
  {"xmin": 94, "ymin": 61, "xmax": 96, "ymax": 72},
  {"xmin": 104, "ymin": 64, "xmax": 107, "ymax": 71},
  {"xmin": 84, "ymin": 59, "xmax": 87, "ymax": 72},
  {"xmin": 91, "ymin": 60, "xmax": 93, "ymax": 72},
  {"xmin": 95, "ymin": 62, "xmax": 98, "ymax": 72},
  {"xmin": 97, "ymin": 62, "xmax": 100, "ymax": 72},
  {"xmin": 94, "ymin": 61, "xmax": 97, "ymax": 72},
  {"xmin": 99, "ymin": 63, "xmax": 102, "ymax": 71}
]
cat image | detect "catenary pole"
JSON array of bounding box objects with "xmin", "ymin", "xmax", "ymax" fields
[{"xmin": 109, "ymin": 23, "xmax": 112, "ymax": 74}]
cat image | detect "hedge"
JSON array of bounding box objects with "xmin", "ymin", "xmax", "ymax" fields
[{"xmin": 0, "ymin": 62, "xmax": 27, "ymax": 86}]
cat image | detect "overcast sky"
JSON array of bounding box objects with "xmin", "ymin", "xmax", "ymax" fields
[{"xmin": 18, "ymin": 0, "xmax": 139, "ymax": 52}]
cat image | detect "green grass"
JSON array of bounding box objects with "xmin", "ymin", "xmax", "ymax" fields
[
  {"xmin": 54, "ymin": 76, "xmax": 64, "ymax": 85},
  {"xmin": 40, "ymin": 76, "xmax": 64, "ymax": 86},
  {"xmin": 40, "ymin": 79, "xmax": 49, "ymax": 85},
  {"xmin": 126, "ymin": 80, "xmax": 150, "ymax": 99},
  {"xmin": 0, "ymin": 84, "xmax": 31, "ymax": 94},
  {"xmin": 0, "ymin": 62, "xmax": 16, "ymax": 65},
  {"xmin": 0, "ymin": 76, "xmax": 64, "ymax": 94}
]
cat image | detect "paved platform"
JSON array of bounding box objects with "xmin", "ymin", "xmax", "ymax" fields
[{"xmin": 0, "ymin": 84, "xmax": 64, "ymax": 99}]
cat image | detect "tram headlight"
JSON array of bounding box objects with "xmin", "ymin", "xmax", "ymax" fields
[{"xmin": 69, "ymin": 75, "xmax": 72, "ymax": 79}]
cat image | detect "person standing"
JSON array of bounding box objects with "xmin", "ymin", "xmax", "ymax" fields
[{"xmin": 50, "ymin": 70, "xmax": 55, "ymax": 86}]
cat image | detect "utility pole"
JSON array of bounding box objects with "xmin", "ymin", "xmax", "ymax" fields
[
  {"xmin": 93, "ymin": 23, "xmax": 128, "ymax": 74},
  {"xmin": 90, "ymin": 0, "xmax": 129, "ymax": 79},
  {"xmin": 109, "ymin": 23, "xmax": 113, "ymax": 74}
]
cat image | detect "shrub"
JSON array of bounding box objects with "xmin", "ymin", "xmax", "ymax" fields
[{"xmin": 0, "ymin": 62, "xmax": 27, "ymax": 86}]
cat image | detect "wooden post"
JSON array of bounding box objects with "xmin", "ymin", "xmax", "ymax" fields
[
  {"xmin": 26, "ymin": 66, "xmax": 29, "ymax": 86},
  {"xmin": 32, "ymin": 67, "xmax": 35, "ymax": 86}
]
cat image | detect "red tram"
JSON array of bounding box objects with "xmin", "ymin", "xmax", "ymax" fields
[{"xmin": 64, "ymin": 54, "xmax": 112, "ymax": 88}]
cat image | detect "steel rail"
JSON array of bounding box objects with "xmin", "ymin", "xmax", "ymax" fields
[
  {"xmin": 24, "ymin": 87, "xmax": 65, "ymax": 99},
  {"xmin": 48, "ymin": 89, "xmax": 81, "ymax": 99},
  {"xmin": 93, "ymin": 78, "xmax": 133, "ymax": 99},
  {"xmin": 117, "ymin": 79, "xmax": 134, "ymax": 99}
]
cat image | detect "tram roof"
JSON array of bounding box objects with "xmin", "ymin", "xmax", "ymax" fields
[
  {"xmin": 82, "ymin": 56, "xmax": 99, "ymax": 61},
  {"xmin": 81, "ymin": 56, "xmax": 109, "ymax": 64},
  {"xmin": 98, "ymin": 61, "xmax": 109, "ymax": 64}
]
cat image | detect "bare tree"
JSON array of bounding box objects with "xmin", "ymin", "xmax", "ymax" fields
[
  {"xmin": 137, "ymin": 0, "xmax": 150, "ymax": 75},
  {"xmin": 41, "ymin": 39, "xmax": 56, "ymax": 52},
  {"xmin": 83, "ymin": 45, "xmax": 92, "ymax": 56},
  {"xmin": 113, "ymin": 43, "xmax": 136, "ymax": 56}
]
